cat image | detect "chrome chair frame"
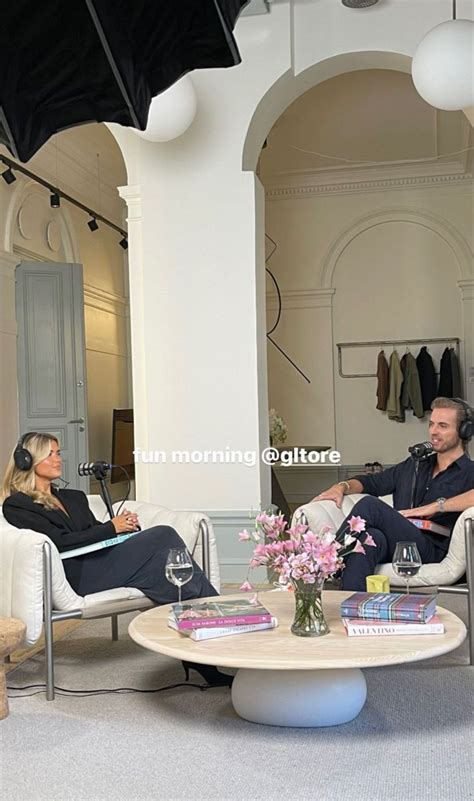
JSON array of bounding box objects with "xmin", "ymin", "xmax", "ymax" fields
[{"xmin": 42, "ymin": 521, "xmax": 211, "ymax": 700}]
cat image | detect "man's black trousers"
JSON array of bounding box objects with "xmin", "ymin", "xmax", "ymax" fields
[{"xmin": 340, "ymin": 496, "xmax": 447, "ymax": 591}]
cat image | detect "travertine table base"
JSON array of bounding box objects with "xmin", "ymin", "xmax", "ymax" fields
[
  {"xmin": 232, "ymin": 666, "xmax": 368, "ymax": 726},
  {"xmin": 129, "ymin": 590, "xmax": 466, "ymax": 728}
]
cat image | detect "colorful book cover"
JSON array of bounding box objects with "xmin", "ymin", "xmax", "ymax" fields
[
  {"xmin": 168, "ymin": 617, "xmax": 278, "ymax": 640},
  {"xmin": 340, "ymin": 592, "xmax": 437, "ymax": 622},
  {"xmin": 170, "ymin": 598, "xmax": 273, "ymax": 630},
  {"xmin": 343, "ymin": 615, "xmax": 444, "ymax": 636},
  {"xmin": 60, "ymin": 531, "xmax": 139, "ymax": 560},
  {"xmin": 408, "ymin": 518, "xmax": 450, "ymax": 538}
]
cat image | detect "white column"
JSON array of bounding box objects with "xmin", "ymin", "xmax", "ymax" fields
[
  {"xmin": 0, "ymin": 250, "xmax": 20, "ymax": 466},
  {"xmin": 118, "ymin": 164, "xmax": 270, "ymax": 512},
  {"xmin": 118, "ymin": 184, "xmax": 152, "ymax": 501}
]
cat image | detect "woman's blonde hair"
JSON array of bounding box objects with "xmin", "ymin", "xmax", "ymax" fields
[{"xmin": 1, "ymin": 433, "xmax": 61, "ymax": 509}]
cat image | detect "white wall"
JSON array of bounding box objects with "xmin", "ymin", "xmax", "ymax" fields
[
  {"xmin": 265, "ymin": 183, "xmax": 473, "ymax": 467},
  {"xmin": 108, "ymin": 0, "xmax": 473, "ymax": 581},
  {"xmin": 0, "ymin": 126, "xmax": 131, "ymax": 480}
]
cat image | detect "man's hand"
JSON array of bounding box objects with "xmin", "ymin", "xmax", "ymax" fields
[
  {"xmin": 311, "ymin": 484, "xmax": 345, "ymax": 508},
  {"xmin": 399, "ymin": 503, "xmax": 437, "ymax": 518}
]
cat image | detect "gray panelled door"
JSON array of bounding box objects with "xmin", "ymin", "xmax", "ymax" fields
[{"xmin": 15, "ymin": 262, "xmax": 89, "ymax": 491}]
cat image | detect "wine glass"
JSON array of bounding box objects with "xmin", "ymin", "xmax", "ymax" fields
[
  {"xmin": 392, "ymin": 542, "xmax": 422, "ymax": 595},
  {"xmin": 165, "ymin": 547, "xmax": 194, "ymax": 605}
]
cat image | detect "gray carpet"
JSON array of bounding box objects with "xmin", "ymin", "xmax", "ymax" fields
[{"xmin": 2, "ymin": 593, "xmax": 473, "ymax": 801}]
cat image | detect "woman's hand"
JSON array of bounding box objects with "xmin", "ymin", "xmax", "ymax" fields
[
  {"xmin": 399, "ymin": 503, "xmax": 437, "ymax": 518},
  {"xmin": 111, "ymin": 508, "xmax": 140, "ymax": 534}
]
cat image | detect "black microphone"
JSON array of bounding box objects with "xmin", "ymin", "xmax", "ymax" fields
[
  {"xmin": 78, "ymin": 461, "xmax": 115, "ymax": 477},
  {"xmin": 408, "ymin": 441, "xmax": 434, "ymax": 459}
]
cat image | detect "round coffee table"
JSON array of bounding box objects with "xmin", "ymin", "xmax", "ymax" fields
[{"xmin": 128, "ymin": 590, "xmax": 466, "ymax": 727}]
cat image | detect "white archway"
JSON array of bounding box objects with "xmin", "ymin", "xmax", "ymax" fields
[
  {"xmin": 242, "ymin": 51, "xmax": 412, "ymax": 173},
  {"xmin": 321, "ymin": 207, "xmax": 473, "ymax": 288}
]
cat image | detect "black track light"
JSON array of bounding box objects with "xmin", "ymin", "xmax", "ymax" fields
[
  {"xmin": 50, "ymin": 192, "xmax": 60, "ymax": 208},
  {"xmin": 88, "ymin": 217, "xmax": 99, "ymax": 232},
  {"xmin": 2, "ymin": 167, "xmax": 16, "ymax": 185},
  {"xmin": 119, "ymin": 237, "xmax": 128, "ymax": 250}
]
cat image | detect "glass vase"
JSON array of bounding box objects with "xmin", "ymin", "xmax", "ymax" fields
[{"xmin": 291, "ymin": 578, "xmax": 329, "ymax": 637}]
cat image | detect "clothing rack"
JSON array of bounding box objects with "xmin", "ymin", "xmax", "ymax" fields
[{"xmin": 337, "ymin": 337, "xmax": 461, "ymax": 379}]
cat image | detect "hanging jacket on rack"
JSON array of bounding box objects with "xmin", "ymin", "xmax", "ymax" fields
[
  {"xmin": 450, "ymin": 348, "xmax": 462, "ymax": 397},
  {"xmin": 400, "ymin": 352, "xmax": 424, "ymax": 418},
  {"xmin": 438, "ymin": 346, "xmax": 453, "ymax": 397},
  {"xmin": 416, "ymin": 346, "xmax": 437, "ymax": 410},
  {"xmin": 386, "ymin": 350, "xmax": 404, "ymax": 422},
  {"xmin": 376, "ymin": 349, "xmax": 389, "ymax": 410}
]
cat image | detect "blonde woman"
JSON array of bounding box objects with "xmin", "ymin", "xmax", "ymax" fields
[{"xmin": 2, "ymin": 432, "xmax": 232, "ymax": 687}]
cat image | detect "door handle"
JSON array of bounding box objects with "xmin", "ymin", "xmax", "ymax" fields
[{"xmin": 68, "ymin": 418, "xmax": 85, "ymax": 424}]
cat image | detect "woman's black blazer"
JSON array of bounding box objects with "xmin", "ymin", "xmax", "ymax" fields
[{"xmin": 3, "ymin": 489, "xmax": 115, "ymax": 553}]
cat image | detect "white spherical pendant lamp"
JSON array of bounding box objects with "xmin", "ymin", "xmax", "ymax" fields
[
  {"xmin": 412, "ymin": 19, "xmax": 474, "ymax": 111},
  {"xmin": 135, "ymin": 75, "xmax": 198, "ymax": 142}
]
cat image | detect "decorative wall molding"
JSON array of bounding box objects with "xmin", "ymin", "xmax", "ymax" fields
[
  {"xmin": 86, "ymin": 342, "xmax": 128, "ymax": 358},
  {"xmin": 12, "ymin": 245, "xmax": 44, "ymax": 262},
  {"xmin": 458, "ymin": 279, "xmax": 474, "ymax": 301},
  {"xmin": 265, "ymin": 171, "xmax": 473, "ymax": 200},
  {"xmin": 321, "ymin": 207, "xmax": 473, "ymax": 288},
  {"xmin": 205, "ymin": 510, "xmax": 268, "ymax": 583},
  {"xmin": 0, "ymin": 250, "xmax": 19, "ymax": 279},
  {"xmin": 266, "ymin": 287, "xmax": 335, "ymax": 311},
  {"xmin": 7, "ymin": 181, "xmax": 81, "ymax": 263},
  {"xmin": 83, "ymin": 282, "xmax": 128, "ymax": 317},
  {"xmin": 118, "ymin": 185, "xmax": 142, "ymax": 220},
  {"xmin": 0, "ymin": 321, "xmax": 17, "ymax": 336}
]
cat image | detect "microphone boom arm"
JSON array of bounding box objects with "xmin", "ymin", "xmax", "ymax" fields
[{"xmin": 98, "ymin": 476, "xmax": 114, "ymax": 520}]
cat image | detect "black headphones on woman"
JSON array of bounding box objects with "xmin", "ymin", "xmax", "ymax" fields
[
  {"xmin": 452, "ymin": 398, "xmax": 473, "ymax": 441},
  {"xmin": 13, "ymin": 432, "xmax": 36, "ymax": 471}
]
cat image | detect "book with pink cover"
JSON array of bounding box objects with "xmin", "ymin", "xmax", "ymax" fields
[
  {"xmin": 168, "ymin": 617, "xmax": 278, "ymax": 640},
  {"xmin": 170, "ymin": 598, "xmax": 273, "ymax": 630},
  {"xmin": 343, "ymin": 615, "xmax": 444, "ymax": 636}
]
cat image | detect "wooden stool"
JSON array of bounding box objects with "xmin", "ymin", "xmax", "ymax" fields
[{"xmin": 0, "ymin": 617, "xmax": 26, "ymax": 719}]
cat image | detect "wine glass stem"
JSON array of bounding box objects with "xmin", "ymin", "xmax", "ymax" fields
[
  {"xmin": 178, "ymin": 585, "xmax": 182, "ymax": 604},
  {"xmin": 406, "ymin": 579, "xmax": 410, "ymax": 595}
]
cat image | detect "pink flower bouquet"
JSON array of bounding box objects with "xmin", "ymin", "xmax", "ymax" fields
[{"xmin": 239, "ymin": 512, "xmax": 375, "ymax": 592}]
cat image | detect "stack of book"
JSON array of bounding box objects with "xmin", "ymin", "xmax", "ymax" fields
[
  {"xmin": 340, "ymin": 592, "xmax": 444, "ymax": 637},
  {"xmin": 168, "ymin": 597, "xmax": 278, "ymax": 641}
]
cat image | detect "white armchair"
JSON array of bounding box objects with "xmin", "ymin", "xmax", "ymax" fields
[
  {"xmin": 293, "ymin": 495, "xmax": 474, "ymax": 664},
  {"xmin": 0, "ymin": 495, "xmax": 220, "ymax": 699}
]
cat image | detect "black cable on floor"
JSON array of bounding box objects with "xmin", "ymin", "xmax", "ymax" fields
[{"xmin": 7, "ymin": 681, "xmax": 215, "ymax": 698}]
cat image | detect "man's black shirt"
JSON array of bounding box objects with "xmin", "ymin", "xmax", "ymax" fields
[{"xmin": 353, "ymin": 453, "xmax": 474, "ymax": 551}]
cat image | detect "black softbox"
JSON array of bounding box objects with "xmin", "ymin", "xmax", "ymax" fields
[{"xmin": 0, "ymin": 0, "xmax": 249, "ymax": 162}]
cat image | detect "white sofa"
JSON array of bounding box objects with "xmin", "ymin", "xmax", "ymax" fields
[
  {"xmin": 293, "ymin": 495, "xmax": 474, "ymax": 664},
  {"xmin": 294, "ymin": 494, "xmax": 473, "ymax": 587},
  {"xmin": 0, "ymin": 495, "xmax": 220, "ymax": 698}
]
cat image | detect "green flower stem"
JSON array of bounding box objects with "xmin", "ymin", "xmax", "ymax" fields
[{"xmin": 291, "ymin": 580, "xmax": 330, "ymax": 637}]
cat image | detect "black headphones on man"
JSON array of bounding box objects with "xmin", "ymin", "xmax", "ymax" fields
[
  {"xmin": 452, "ymin": 398, "xmax": 473, "ymax": 441},
  {"xmin": 13, "ymin": 432, "xmax": 35, "ymax": 471}
]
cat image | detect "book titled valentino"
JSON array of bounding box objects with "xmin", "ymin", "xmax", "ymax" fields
[
  {"xmin": 343, "ymin": 616, "xmax": 444, "ymax": 637},
  {"xmin": 169, "ymin": 598, "xmax": 273, "ymax": 630},
  {"xmin": 340, "ymin": 592, "xmax": 437, "ymax": 623}
]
